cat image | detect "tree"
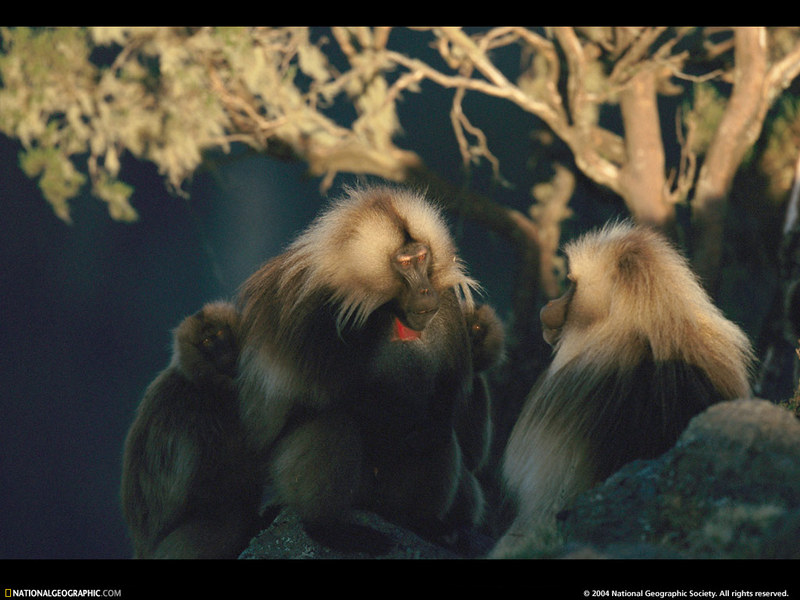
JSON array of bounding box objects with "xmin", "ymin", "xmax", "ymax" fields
[{"xmin": 3, "ymin": 26, "xmax": 800, "ymax": 405}]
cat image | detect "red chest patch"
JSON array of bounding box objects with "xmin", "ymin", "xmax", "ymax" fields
[{"xmin": 393, "ymin": 317, "xmax": 422, "ymax": 341}]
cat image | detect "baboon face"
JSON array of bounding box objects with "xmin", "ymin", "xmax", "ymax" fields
[{"xmin": 391, "ymin": 241, "xmax": 440, "ymax": 337}]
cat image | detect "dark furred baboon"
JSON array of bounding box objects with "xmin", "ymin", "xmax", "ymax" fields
[
  {"xmin": 458, "ymin": 303, "xmax": 505, "ymax": 473},
  {"xmin": 493, "ymin": 221, "xmax": 755, "ymax": 557},
  {"xmin": 236, "ymin": 185, "xmax": 493, "ymax": 552},
  {"xmin": 121, "ymin": 302, "xmax": 261, "ymax": 558}
]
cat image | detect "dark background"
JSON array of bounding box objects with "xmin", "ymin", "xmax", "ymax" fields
[
  {"xmin": 0, "ymin": 137, "xmax": 324, "ymax": 559},
  {"xmin": 0, "ymin": 49, "xmax": 546, "ymax": 560},
  {"xmin": 0, "ymin": 132, "xmax": 526, "ymax": 559},
  {"xmin": 0, "ymin": 59, "xmax": 787, "ymax": 562}
]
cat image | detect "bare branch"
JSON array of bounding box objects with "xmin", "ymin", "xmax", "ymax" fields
[
  {"xmin": 669, "ymin": 106, "xmax": 699, "ymax": 206},
  {"xmin": 528, "ymin": 163, "xmax": 575, "ymax": 298},
  {"xmin": 608, "ymin": 27, "xmax": 669, "ymax": 85},
  {"xmin": 549, "ymin": 28, "xmax": 625, "ymax": 194},
  {"xmin": 449, "ymin": 82, "xmax": 506, "ymax": 182},
  {"xmin": 766, "ymin": 40, "xmax": 800, "ymax": 104},
  {"xmin": 435, "ymin": 27, "xmax": 516, "ymax": 89}
]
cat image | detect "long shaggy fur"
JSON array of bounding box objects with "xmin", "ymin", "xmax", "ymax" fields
[
  {"xmin": 277, "ymin": 185, "xmax": 475, "ymax": 333},
  {"xmin": 120, "ymin": 302, "xmax": 261, "ymax": 559},
  {"xmin": 236, "ymin": 185, "xmax": 489, "ymax": 548},
  {"xmin": 237, "ymin": 186, "xmax": 478, "ymax": 450},
  {"xmin": 493, "ymin": 221, "xmax": 755, "ymax": 557}
]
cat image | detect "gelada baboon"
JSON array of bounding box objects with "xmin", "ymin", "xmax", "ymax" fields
[
  {"xmin": 121, "ymin": 302, "xmax": 261, "ymax": 558},
  {"xmin": 493, "ymin": 221, "xmax": 754, "ymax": 557},
  {"xmin": 236, "ymin": 185, "xmax": 499, "ymax": 552}
]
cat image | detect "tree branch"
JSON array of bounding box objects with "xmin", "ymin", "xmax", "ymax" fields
[
  {"xmin": 618, "ymin": 68, "xmax": 671, "ymax": 226},
  {"xmin": 692, "ymin": 27, "xmax": 769, "ymax": 291},
  {"xmin": 550, "ymin": 27, "xmax": 624, "ymax": 195}
]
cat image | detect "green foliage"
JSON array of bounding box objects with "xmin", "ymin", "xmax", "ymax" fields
[
  {"xmin": 18, "ymin": 146, "xmax": 86, "ymax": 222},
  {"xmin": 0, "ymin": 26, "xmax": 414, "ymax": 223},
  {"xmin": 0, "ymin": 28, "xmax": 108, "ymax": 222},
  {"xmin": 0, "ymin": 27, "xmax": 246, "ymax": 222},
  {"xmin": 3, "ymin": 26, "xmax": 800, "ymax": 228}
]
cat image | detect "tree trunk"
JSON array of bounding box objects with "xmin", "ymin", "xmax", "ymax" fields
[
  {"xmin": 618, "ymin": 68, "xmax": 674, "ymax": 229},
  {"xmin": 691, "ymin": 27, "xmax": 768, "ymax": 294}
]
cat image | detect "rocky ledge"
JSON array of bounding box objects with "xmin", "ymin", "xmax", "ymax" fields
[{"xmin": 240, "ymin": 399, "xmax": 800, "ymax": 560}]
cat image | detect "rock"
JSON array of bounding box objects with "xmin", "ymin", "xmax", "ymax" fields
[
  {"xmin": 239, "ymin": 399, "xmax": 800, "ymax": 560},
  {"xmin": 559, "ymin": 399, "xmax": 800, "ymax": 558},
  {"xmin": 239, "ymin": 507, "xmax": 463, "ymax": 559}
]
